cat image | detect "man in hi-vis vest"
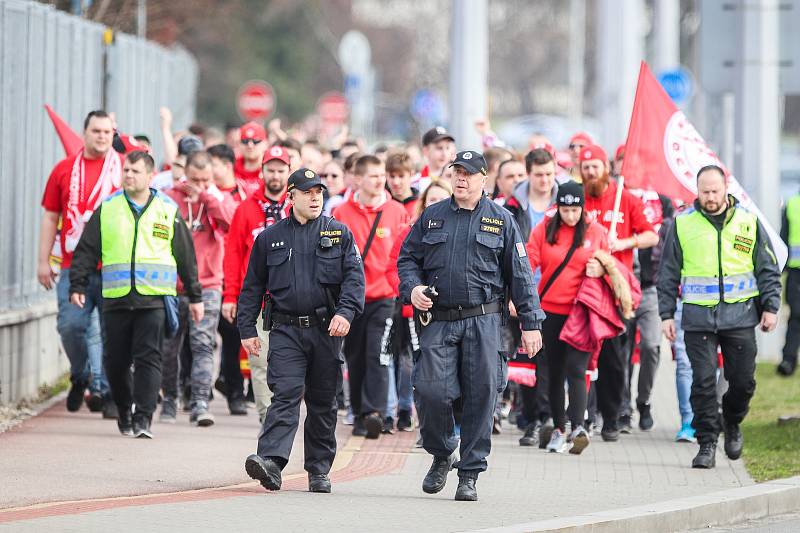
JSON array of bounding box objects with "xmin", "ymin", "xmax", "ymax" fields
[
  {"xmin": 70, "ymin": 151, "xmax": 203, "ymax": 439},
  {"xmin": 779, "ymin": 194, "xmax": 800, "ymax": 376},
  {"xmin": 658, "ymin": 165, "xmax": 781, "ymax": 469}
]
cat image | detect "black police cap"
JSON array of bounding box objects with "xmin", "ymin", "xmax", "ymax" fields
[
  {"xmin": 287, "ymin": 168, "xmax": 327, "ymax": 192},
  {"xmin": 449, "ymin": 150, "xmax": 487, "ymax": 176}
]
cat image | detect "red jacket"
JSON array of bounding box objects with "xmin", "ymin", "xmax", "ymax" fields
[
  {"xmin": 222, "ymin": 186, "xmax": 289, "ymax": 304},
  {"xmin": 166, "ymin": 184, "xmax": 236, "ymax": 291},
  {"xmin": 334, "ymin": 192, "xmax": 408, "ymax": 302},
  {"xmin": 559, "ymin": 258, "xmax": 642, "ymax": 370},
  {"xmin": 526, "ymin": 221, "xmax": 608, "ymax": 315}
]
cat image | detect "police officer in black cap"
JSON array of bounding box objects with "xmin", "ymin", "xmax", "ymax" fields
[
  {"xmin": 240, "ymin": 168, "xmax": 365, "ymax": 494},
  {"xmin": 398, "ymin": 150, "xmax": 545, "ymax": 501}
]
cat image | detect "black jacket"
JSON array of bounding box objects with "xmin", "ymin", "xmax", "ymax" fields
[
  {"xmin": 657, "ymin": 196, "xmax": 782, "ymax": 332},
  {"xmin": 69, "ymin": 190, "xmax": 202, "ymax": 311},
  {"xmin": 237, "ymin": 213, "xmax": 365, "ymax": 340},
  {"xmin": 398, "ymin": 195, "xmax": 545, "ymax": 331}
]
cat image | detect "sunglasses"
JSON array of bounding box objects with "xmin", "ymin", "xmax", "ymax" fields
[
  {"xmin": 241, "ymin": 138, "xmax": 263, "ymax": 145},
  {"xmin": 319, "ymin": 173, "xmax": 341, "ymax": 179},
  {"xmin": 569, "ymin": 143, "xmax": 586, "ymax": 150}
]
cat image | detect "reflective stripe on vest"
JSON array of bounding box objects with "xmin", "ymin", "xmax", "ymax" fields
[
  {"xmin": 786, "ymin": 196, "xmax": 800, "ymax": 267},
  {"xmin": 675, "ymin": 207, "xmax": 759, "ymax": 306},
  {"xmin": 99, "ymin": 191, "xmax": 178, "ymax": 298}
]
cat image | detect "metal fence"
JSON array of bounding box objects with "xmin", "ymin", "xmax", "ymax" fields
[
  {"xmin": 0, "ymin": 0, "xmax": 197, "ymax": 402},
  {"xmin": 0, "ymin": 0, "xmax": 198, "ymax": 312}
]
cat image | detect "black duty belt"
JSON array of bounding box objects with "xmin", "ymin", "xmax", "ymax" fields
[
  {"xmin": 272, "ymin": 312, "xmax": 324, "ymax": 328},
  {"xmin": 430, "ymin": 301, "xmax": 503, "ymax": 322}
]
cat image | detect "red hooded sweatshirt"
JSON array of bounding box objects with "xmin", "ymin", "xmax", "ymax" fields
[
  {"xmin": 222, "ymin": 185, "xmax": 289, "ymax": 304},
  {"xmin": 334, "ymin": 192, "xmax": 408, "ymax": 302},
  {"xmin": 166, "ymin": 184, "xmax": 236, "ymax": 291}
]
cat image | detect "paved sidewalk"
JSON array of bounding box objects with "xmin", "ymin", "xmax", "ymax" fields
[{"xmin": 0, "ymin": 357, "xmax": 754, "ymax": 532}]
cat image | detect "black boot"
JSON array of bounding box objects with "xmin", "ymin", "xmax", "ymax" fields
[
  {"xmin": 308, "ymin": 473, "xmax": 331, "ymax": 493},
  {"xmin": 85, "ymin": 392, "xmax": 104, "ymax": 412},
  {"xmin": 66, "ymin": 380, "xmax": 88, "ymax": 412},
  {"xmin": 777, "ymin": 359, "xmax": 796, "ymax": 376},
  {"xmin": 454, "ymin": 475, "xmax": 478, "ymax": 501},
  {"xmin": 723, "ymin": 420, "xmax": 743, "ymax": 460},
  {"xmin": 245, "ymin": 455, "xmax": 282, "ymax": 491},
  {"xmin": 422, "ymin": 452, "xmax": 457, "ymax": 494},
  {"xmin": 363, "ymin": 412, "xmax": 383, "ymax": 439},
  {"xmin": 637, "ymin": 402, "xmax": 654, "ymax": 431},
  {"xmin": 692, "ymin": 442, "xmax": 717, "ymax": 469}
]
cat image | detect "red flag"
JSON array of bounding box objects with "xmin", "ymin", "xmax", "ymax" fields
[
  {"xmin": 45, "ymin": 104, "xmax": 83, "ymax": 156},
  {"xmin": 622, "ymin": 62, "xmax": 787, "ymax": 268}
]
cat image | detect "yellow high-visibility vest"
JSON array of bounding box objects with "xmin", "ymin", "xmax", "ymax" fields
[
  {"xmin": 785, "ymin": 195, "xmax": 800, "ymax": 268},
  {"xmin": 99, "ymin": 191, "xmax": 178, "ymax": 298},
  {"xmin": 675, "ymin": 207, "xmax": 759, "ymax": 306}
]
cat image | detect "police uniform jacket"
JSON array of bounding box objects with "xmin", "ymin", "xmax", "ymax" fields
[
  {"xmin": 398, "ymin": 195, "xmax": 545, "ymax": 331},
  {"xmin": 237, "ymin": 212, "xmax": 365, "ymax": 339}
]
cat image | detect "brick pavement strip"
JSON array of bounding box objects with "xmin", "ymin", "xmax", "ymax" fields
[{"xmin": 0, "ymin": 360, "xmax": 769, "ymax": 532}]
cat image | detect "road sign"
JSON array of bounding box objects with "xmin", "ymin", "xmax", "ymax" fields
[
  {"xmin": 317, "ymin": 92, "xmax": 349, "ymax": 126},
  {"xmin": 237, "ymin": 80, "xmax": 275, "ymax": 122},
  {"xmin": 410, "ymin": 89, "xmax": 443, "ymax": 123},
  {"xmin": 657, "ymin": 68, "xmax": 694, "ymax": 105}
]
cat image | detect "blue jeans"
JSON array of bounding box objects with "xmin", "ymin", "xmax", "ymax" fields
[
  {"xmin": 385, "ymin": 359, "xmax": 398, "ymax": 419},
  {"xmin": 673, "ymin": 301, "xmax": 693, "ymax": 425},
  {"xmin": 56, "ymin": 268, "xmax": 108, "ymax": 395}
]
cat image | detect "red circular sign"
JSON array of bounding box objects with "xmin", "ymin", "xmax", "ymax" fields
[
  {"xmin": 237, "ymin": 80, "xmax": 275, "ymax": 121},
  {"xmin": 317, "ymin": 92, "xmax": 349, "ymax": 125}
]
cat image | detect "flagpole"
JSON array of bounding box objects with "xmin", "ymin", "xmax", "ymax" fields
[{"xmin": 609, "ymin": 174, "xmax": 624, "ymax": 241}]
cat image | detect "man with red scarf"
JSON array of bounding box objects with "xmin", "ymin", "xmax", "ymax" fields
[
  {"xmin": 222, "ymin": 145, "xmax": 292, "ymax": 422},
  {"xmin": 579, "ymin": 144, "xmax": 658, "ymax": 442},
  {"xmin": 38, "ymin": 110, "xmax": 129, "ymax": 418}
]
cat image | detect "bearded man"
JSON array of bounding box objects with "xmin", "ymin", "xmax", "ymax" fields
[{"xmin": 579, "ymin": 145, "xmax": 658, "ymax": 442}]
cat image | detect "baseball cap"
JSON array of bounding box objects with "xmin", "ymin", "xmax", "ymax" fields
[
  {"xmin": 556, "ymin": 180, "xmax": 584, "ymax": 207},
  {"xmin": 240, "ymin": 121, "xmax": 266, "ymax": 141},
  {"xmin": 449, "ymin": 150, "xmax": 487, "ymax": 176},
  {"xmin": 177, "ymin": 135, "xmax": 203, "ymax": 156},
  {"xmin": 614, "ymin": 144, "xmax": 625, "ymax": 161},
  {"xmin": 287, "ymin": 168, "xmax": 326, "ymax": 192},
  {"xmin": 422, "ymin": 126, "xmax": 455, "ymax": 146},
  {"xmin": 578, "ymin": 144, "xmax": 608, "ymax": 164},
  {"xmin": 262, "ymin": 145, "xmax": 290, "ymax": 166},
  {"xmin": 569, "ymin": 132, "xmax": 594, "ymax": 147}
]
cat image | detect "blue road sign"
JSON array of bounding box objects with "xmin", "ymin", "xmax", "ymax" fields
[
  {"xmin": 410, "ymin": 89, "xmax": 443, "ymax": 123},
  {"xmin": 657, "ymin": 67, "xmax": 694, "ymax": 105}
]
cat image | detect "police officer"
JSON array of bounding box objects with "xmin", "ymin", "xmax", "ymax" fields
[
  {"xmin": 658, "ymin": 165, "xmax": 781, "ymax": 469},
  {"xmin": 239, "ymin": 168, "xmax": 365, "ymax": 494},
  {"xmin": 398, "ymin": 151, "xmax": 545, "ymax": 501},
  {"xmin": 779, "ymin": 192, "xmax": 800, "ymax": 376}
]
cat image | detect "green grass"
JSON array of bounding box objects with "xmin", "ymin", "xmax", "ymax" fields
[{"xmin": 741, "ymin": 363, "xmax": 800, "ymax": 482}]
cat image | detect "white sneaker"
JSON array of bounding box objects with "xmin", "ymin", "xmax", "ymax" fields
[{"xmin": 546, "ymin": 429, "xmax": 567, "ymax": 453}]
